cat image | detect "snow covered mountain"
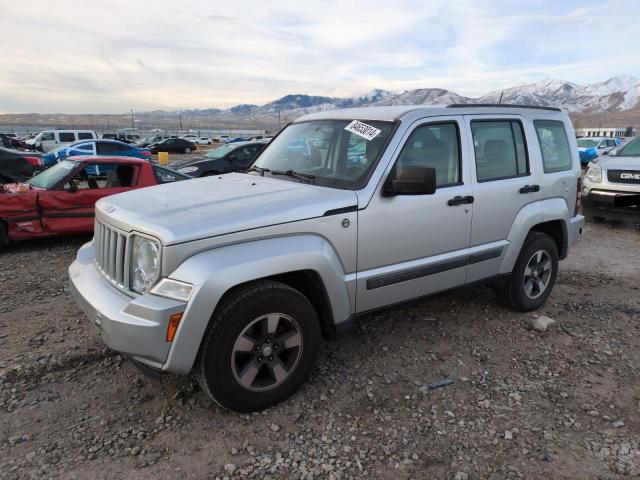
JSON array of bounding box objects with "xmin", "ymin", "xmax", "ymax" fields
[
  {"xmin": 477, "ymin": 75, "xmax": 640, "ymax": 112},
  {"xmin": 172, "ymin": 75, "xmax": 640, "ymax": 119},
  {"xmin": 248, "ymin": 90, "xmax": 393, "ymax": 117},
  {"xmin": 373, "ymin": 88, "xmax": 471, "ymax": 106}
]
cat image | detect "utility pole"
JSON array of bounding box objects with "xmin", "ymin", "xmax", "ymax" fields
[
  {"xmin": 179, "ymin": 113, "xmax": 183, "ymax": 132},
  {"xmin": 277, "ymin": 108, "xmax": 281, "ymax": 127},
  {"xmin": 130, "ymin": 109, "xmax": 135, "ymax": 130},
  {"xmin": 106, "ymin": 114, "xmax": 110, "ymax": 131}
]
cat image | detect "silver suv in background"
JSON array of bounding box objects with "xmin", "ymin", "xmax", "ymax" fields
[
  {"xmin": 70, "ymin": 105, "xmax": 584, "ymax": 412},
  {"xmin": 583, "ymin": 135, "xmax": 640, "ymax": 221}
]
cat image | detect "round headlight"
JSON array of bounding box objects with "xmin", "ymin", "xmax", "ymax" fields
[{"xmin": 131, "ymin": 236, "xmax": 160, "ymax": 293}]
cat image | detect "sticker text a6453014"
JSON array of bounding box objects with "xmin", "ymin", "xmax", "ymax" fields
[{"xmin": 344, "ymin": 120, "xmax": 381, "ymax": 141}]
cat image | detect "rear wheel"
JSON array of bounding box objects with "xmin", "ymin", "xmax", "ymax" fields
[
  {"xmin": 184, "ymin": 147, "xmax": 192, "ymax": 154},
  {"xmin": 197, "ymin": 281, "xmax": 321, "ymax": 412},
  {"xmin": 496, "ymin": 232, "xmax": 558, "ymax": 312}
]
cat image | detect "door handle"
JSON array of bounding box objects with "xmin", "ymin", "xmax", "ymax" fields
[
  {"xmin": 519, "ymin": 184, "xmax": 540, "ymax": 194},
  {"xmin": 448, "ymin": 195, "xmax": 474, "ymax": 206}
]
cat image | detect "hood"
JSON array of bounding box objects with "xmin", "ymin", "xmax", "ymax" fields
[
  {"xmin": 596, "ymin": 155, "xmax": 640, "ymax": 171},
  {"xmin": 96, "ymin": 173, "xmax": 358, "ymax": 245}
]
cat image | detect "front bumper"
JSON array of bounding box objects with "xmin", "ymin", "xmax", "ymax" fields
[
  {"xmin": 583, "ymin": 190, "xmax": 640, "ymax": 221},
  {"xmin": 69, "ymin": 242, "xmax": 187, "ymax": 369}
]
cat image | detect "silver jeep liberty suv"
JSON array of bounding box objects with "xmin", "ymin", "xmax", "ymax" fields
[{"xmin": 70, "ymin": 104, "xmax": 584, "ymax": 412}]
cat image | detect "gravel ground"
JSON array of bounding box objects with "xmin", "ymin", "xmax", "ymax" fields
[{"xmin": 1, "ymin": 220, "xmax": 639, "ymax": 480}]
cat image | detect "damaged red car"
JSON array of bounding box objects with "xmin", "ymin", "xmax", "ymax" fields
[{"xmin": 0, "ymin": 156, "xmax": 188, "ymax": 246}]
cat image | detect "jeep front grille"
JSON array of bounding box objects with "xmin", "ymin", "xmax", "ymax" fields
[
  {"xmin": 607, "ymin": 169, "xmax": 640, "ymax": 184},
  {"xmin": 94, "ymin": 219, "xmax": 129, "ymax": 290}
]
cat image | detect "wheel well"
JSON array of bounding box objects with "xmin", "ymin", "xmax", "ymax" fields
[
  {"xmin": 216, "ymin": 270, "xmax": 336, "ymax": 340},
  {"xmin": 530, "ymin": 220, "xmax": 567, "ymax": 259}
]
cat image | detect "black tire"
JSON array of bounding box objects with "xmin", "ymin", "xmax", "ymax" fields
[
  {"xmin": 496, "ymin": 232, "xmax": 559, "ymax": 312},
  {"xmin": 184, "ymin": 147, "xmax": 191, "ymax": 154},
  {"xmin": 0, "ymin": 221, "xmax": 7, "ymax": 248},
  {"xmin": 197, "ymin": 280, "xmax": 321, "ymax": 412}
]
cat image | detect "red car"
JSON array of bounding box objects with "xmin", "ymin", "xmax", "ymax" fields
[{"xmin": 0, "ymin": 156, "xmax": 188, "ymax": 246}]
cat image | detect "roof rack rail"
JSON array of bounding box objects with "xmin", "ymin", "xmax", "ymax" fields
[{"xmin": 447, "ymin": 103, "xmax": 562, "ymax": 112}]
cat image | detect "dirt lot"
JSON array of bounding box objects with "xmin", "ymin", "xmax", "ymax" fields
[{"xmin": 1, "ymin": 221, "xmax": 639, "ymax": 480}]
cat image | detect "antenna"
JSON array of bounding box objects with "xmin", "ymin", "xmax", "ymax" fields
[{"xmin": 498, "ymin": 91, "xmax": 504, "ymax": 104}]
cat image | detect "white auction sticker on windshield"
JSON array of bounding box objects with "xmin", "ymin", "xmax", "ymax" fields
[{"xmin": 344, "ymin": 120, "xmax": 381, "ymax": 141}]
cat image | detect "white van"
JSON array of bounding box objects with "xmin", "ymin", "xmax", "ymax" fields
[{"xmin": 33, "ymin": 130, "xmax": 97, "ymax": 152}]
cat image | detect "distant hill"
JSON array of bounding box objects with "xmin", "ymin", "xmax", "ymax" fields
[
  {"xmin": 177, "ymin": 75, "xmax": 640, "ymax": 119},
  {"xmin": 2, "ymin": 75, "xmax": 640, "ymax": 131}
]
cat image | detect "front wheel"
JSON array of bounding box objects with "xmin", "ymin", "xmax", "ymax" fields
[
  {"xmin": 496, "ymin": 232, "xmax": 558, "ymax": 312},
  {"xmin": 197, "ymin": 281, "xmax": 321, "ymax": 412},
  {"xmin": 184, "ymin": 147, "xmax": 192, "ymax": 154}
]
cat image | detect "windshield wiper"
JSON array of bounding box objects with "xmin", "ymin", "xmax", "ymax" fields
[
  {"xmin": 246, "ymin": 166, "xmax": 270, "ymax": 176},
  {"xmin": 270, "ymin": 169, "xmax": 316, "ymax": 184}
]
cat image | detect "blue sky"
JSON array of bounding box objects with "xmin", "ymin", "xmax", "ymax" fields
[{"xmin": 1, "ymin": 0, "xmax": 638, "ymax": 113}]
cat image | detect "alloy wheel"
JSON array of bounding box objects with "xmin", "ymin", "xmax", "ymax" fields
[
  {"xmin": 523, "ymin": 249, "xmax": 552, "ymax": 299},
  {"xmin": 231, "ymin": 313, "xmax": 303, "ymax": 392}
]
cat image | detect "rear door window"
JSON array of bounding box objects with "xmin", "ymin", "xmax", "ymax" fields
[
  {"xmin": 96, "ymin": 142, "xmax": 118, "ymax": 154},
  {"xmin": 58, "ymin": 132, "xmax": 76, "ymax": 142},
  {"xmin": 534, "ymin": 120, "xmax": 573, "ymax": 173},
  {"xmin": 471, "ymin": 120, "xmax": 528, "ymax": 182}
]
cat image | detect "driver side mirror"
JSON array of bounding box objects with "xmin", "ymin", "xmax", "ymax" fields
[
  {"xmin": 67, "ymin": 181, "xmax": 78, "ymax": 193},
  {"xmin": 383, "ymin": 166, "xmax": 437, "ymax": 197},
  {"xmin": 228, "ymin": 154, "xmax": 238, "ymax": 162}
]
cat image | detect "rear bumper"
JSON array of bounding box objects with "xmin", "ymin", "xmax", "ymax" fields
[
  {"xmin": 69, "ymin": 242, "xmax": 186, "ymax": 369},
  {"xmin": 567, "ymin": 215, "xmax": 584, "ymax": 250}
]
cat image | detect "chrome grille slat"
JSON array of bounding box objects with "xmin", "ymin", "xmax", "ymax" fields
[
  {"xmin": 115, "ymin": 234, "xmax": 125, "ymax": 285},
  {"xmin": 94, "ymin": 219, "xmax": 129, "ymax": 291}
]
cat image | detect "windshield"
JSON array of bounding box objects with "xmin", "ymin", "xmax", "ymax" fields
[
  {"xmin": 252, "ymin": 119, "xmax": 395, "ymax": 190},
  {"xmin": 577, "ymin": 139, "xmax": 598, "ymax": 148},
  {"xmin": 204, "ymin": 144, "xmax": 237, "ymax": 159},
  {"xmin": 29, "ymin": 160, "xmax": 78, "ymax": 189},
  {"xmin": 616, "ymin": 136, "xmax": 640, "ymax": 157}
]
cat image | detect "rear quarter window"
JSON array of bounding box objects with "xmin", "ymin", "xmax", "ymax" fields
[
  {"xmin": 77, "ymin": 132, "xmax": 94, "ymax": 140},
  {"xmin": 534, "ymin": 120, "xmax": 573, "ymax": 173}
]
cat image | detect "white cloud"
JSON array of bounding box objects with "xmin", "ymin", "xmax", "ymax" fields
[{"xmin": 0, "ymin": 0, "xmax": 638, "ymax": 113}]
